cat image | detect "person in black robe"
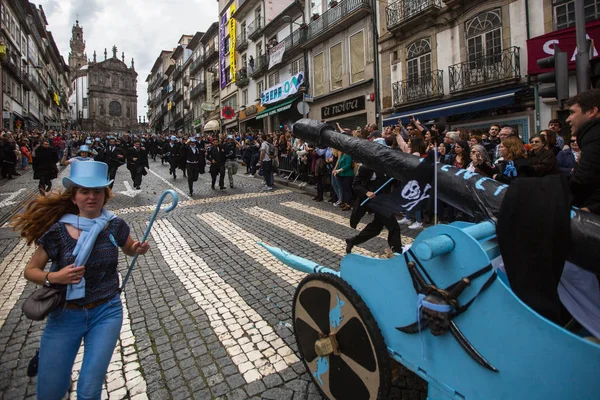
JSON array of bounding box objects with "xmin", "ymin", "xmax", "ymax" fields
[
  {"xmin": 126, "ymin": 139, "xmax": 149, "ymax": 190},
  {"xmin": 179, "ymin": 138, "xmax": 203, "ymax": 196},
  {"xmin": 165, "ymin": 136, "xmax": 181, "ymax": 179},
  {"xmin": 32, "ymin": 139, "xmax": 59, "ymax": 195},
  {"xmin": 95, "ymin": 136, "xmax": 126, "ymax": 188},
  {"xmin": 206, "ymin": 138, "xmax": 226, "ymax": 190}
]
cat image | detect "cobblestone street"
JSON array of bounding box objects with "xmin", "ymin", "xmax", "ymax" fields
[{"xmin": 0, "ymin": 159, "xmax": 425, "ymax": 400}]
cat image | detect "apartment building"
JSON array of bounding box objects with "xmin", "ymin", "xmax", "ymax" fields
[
  {"xmin": 168, "ymin": 35, "xmax": 193, "ymax": 132},
  {"xmin": 378, "ymin": 0, "xmax": 576, "ymax": 140},
  {"xmin": 146, "ymin": 50, "xmax": 173, "ymax": 133}
]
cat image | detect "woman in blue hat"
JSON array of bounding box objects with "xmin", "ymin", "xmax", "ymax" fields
[
  {"xmin": 62, "ymin": 145, "xmax": 93, "ymax": 165},
  {"xmin": 12, "ymin": 161, "xmax": 149, "ymax": 400}
]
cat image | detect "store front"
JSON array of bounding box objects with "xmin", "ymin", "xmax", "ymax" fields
[
  {"xmin": 239, "ymin": 103, "xmax": 265, "ymax": 134},
  {"xmin": 257, "ymin": 72, "xmax": 306, "ymax": 133},
  {"xmin": 308, "ymin": 83, "xmax": 375, "ymax": 131}
]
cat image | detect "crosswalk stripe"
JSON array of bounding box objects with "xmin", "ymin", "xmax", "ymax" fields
[
  {"xmin": 150, "ymin": 219, "xmax": 299, "ymax": 383},
  {"xmin": 146, "ymin": 168, "xmax": 192, "ymax": 201},
  {"xmin": 0, "ymin": 240, "xmax": 35, "ymax": 330},
  {"xmin": 196, "ymin": 213, "xmax": 307, "ymax": 286},
  {"xmin": 242, "ymin": 207, "xmax": 378, "ymax": 258},
  {"xmin": 112, "ymin": 190, "xmax": 292, "ymax": 215},
  {"xmin": 280, "ymin": 201, "xmax": 414, "ymax": 245},
  {"xmin": 69, "ymin": 287, "xmax": 147, "ymax": 400}
]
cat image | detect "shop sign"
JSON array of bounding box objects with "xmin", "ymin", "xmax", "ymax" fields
[
  {"xmin": 527, "ymin": 20, "xmax": 600, "ymax": 75},
  {"xmin": 229, "ymin": 4, "xmax": 236, "ymax": 83},
  {"xmin": 193, "ymin": 118, "xmax": 202, "ymax": 127},
  {"xmin": 201, "ymin": 103, "xmax": 216, "ymax": 112},
  {"xmin": 219, "ymin": 13, "xmax": 228, "ymax": 89},
  {"xmin": 261, "ymin": 72, "xmax": 304, "ymax": 105},
  {"xmin": 239, "ymin": 104, "xmax": 265, "ymax": 120},
  {"xmin": 321, "ymin": 95, "xmax": 366, "ymax": 119}
]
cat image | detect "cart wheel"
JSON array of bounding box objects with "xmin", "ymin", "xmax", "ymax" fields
[{"xmin": 293, "ymin": 273, "xmax": 391, "ymax": 400}]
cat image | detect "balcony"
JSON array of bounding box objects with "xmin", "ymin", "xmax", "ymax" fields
[
  {"xmin": 392, "ymin": 70, "xmax": 444, "ymax": 107},
  {"xmin": 190, "ymin": 82, "xmax": 205, "ymax": 100},
  {"xmin": 190, "ymin": 56, "xmax": 203, "ymax": 75},
  {"xmin": 184, "ymin": 99, "xmax": 190, "ymax": 110},
  {"xmin": 248, "ymin": 17, "xmax": 265, "ymax": 41},
  {"xmin": 303, "ymin": 0, "xmax": 372, "ymax": 48},
  {"xmin": 23, "ymin": 72, "xmax": 33, "ymax": 91},
  {"xmin": 235, "ymin": 68, "xmax": 250, "ymax": 87},
  {"xmin": 173, "ymin": 88, "xmax": 183, "ymax": 102},
  {"xmin": 448, "ymin": 47, "xmax": 521, "ymax": 93},
  {"xmin": 236, "ymin": 31, "xmax": 248, "ymax": 52},
  {"xmin": 151, "ymin": 74, "xmax": 164, "ymax": 90},
  {"xmin": 250, "ymin": 54, "xmax": 268, "ymax": 79},
  {"xmin": 173, "ymin": 65, "xmax": 183, "ymax": 80},
  {"xmin": 204, "ymin": 44, "xmax": 219, "ymax": 64},
  {"xmin": 386, "ymin": 0, "xmax": 442, "ymax": 34},
  {"xmin": 183, "ymin": 75, "xmax": 190, "ymax": 87},
  {"xmin": 2, "ymin": 55, "xmax": 23, "ymax": 82},
  {"xmin": 172, "ymin": 111, "xmax": 183, "ymax": 122},
  {"xmin": 279, "ymin": 29, "xmax": 307, "ymax": 63}
]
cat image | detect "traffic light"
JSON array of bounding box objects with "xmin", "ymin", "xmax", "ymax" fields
[
  {"xmin": 537, "ymin": 47, "xmax": 569, "ymax": 107},
  {"xmin": 591, "ymin": 57, "xmax": 600, "ymax": 88}
]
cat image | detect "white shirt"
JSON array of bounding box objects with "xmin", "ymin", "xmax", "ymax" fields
[{"xmin": 260, "ymin": 142, "xmax": 271, "ymax": 162}]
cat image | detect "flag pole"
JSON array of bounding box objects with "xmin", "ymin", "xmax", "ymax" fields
[
  {"xmin": 360, "ymin": 177, "xmax": 395, "ymax": 206},
  {"xmin": 434, "ymin": 145, "xmax": 438, "ymax": 225}
]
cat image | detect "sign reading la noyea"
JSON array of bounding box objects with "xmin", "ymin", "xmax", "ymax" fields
[
  {"xmin": 321, "ymin": 95, "xmax": 366, "ymax": 119},
  {"xmin": 261, "ymin": 72, "xmax": 304, "ymax": 105}
]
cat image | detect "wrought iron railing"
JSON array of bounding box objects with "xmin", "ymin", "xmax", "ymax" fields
[
  {"xmin": 248, "ymin": 17, "xmax": 265, "ymax": 40},
  {"xmin": 280, "ymin": 28, "xmax": 308, "ymax": 57},
  {"xmin": 183, "ymin": 75, "xmax": 190, "ymax": 86},
  {"xmin": 392, "ymin": 70, "xmax": 444, "ymax": 106},
  {"xmin": 307, "ymin": 0, "xmax": 371, "ymax": 42},
  {"xmin": 235, "ymin": 68, "xmax": 250, "ymax": 87},
  {"xmin": 190, "ymin": 82, "xmax": 205, "ymax": 99},
  {"xmin": 385, "ymin": 0, "xmax": 442, "ymax": 30},
  {"xmin": 173, "ymin": 88, "xmax": 183, "ymax": 102},
  {"xmin": 173, "ymin": 65, "xmax": 183, "ymax": 80},
  {"xmin": 250, "ymin": 54, "xmax": 268, "ymax": 78},
  {"xmin": 190, "ymin": 57, "xmax": 203, "ymax": 74},
  {"xmin": 204, "ymin": 44, "xmax": 219, "ymax": 62},
  {"xmin": 236, "ymin": 31, "xmax": 248, "ymax": 50},
  {"xmin": 448, "ymin": 46, "xmax": 521, "ymax": 93}
]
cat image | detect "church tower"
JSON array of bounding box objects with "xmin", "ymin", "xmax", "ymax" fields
[{"xmin": 68, "ymin": 20, "xmax": 87, "ymax": 78}]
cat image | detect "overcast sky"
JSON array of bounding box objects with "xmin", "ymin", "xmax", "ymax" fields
[{"xmin": 37, "ymin": 0, "xmax": 219, "ymax": 121}]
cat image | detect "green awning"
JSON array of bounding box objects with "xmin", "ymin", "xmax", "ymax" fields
[{"xmin": 255, "ymin": 98, "xmax": 297, "ymax": 120}]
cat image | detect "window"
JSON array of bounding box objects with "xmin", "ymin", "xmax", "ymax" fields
[
  {"xmin": 224, "ymin": 94, "xmax": 237, "ymax": 110},
  {"xmin": 291, "ymin": 57, "xmax": 303, "ymax": 75},
  {"xmin": 268, "ymin": 71, "xmax": 279, "ymax": 87},
  {"xmin": 349, "ymin": 31, "xmax": 365, "ymax": 83},
  {"xmin": 311, "ymin": 0, "xmax": 322, "ymax": 16},
  {"xmin": 329, "ymin": 43, "xmax": 343, "ymax": 91},
  {"xmin": 242, "ymin": 54, "xmax": 247, "ymax": 69},
  {"xmin": 257, "ymin": 80, "xmax": 264, "ymax": 99},
  {"xmin": 242, "ymin": 89, "xmax": 248, "ymax": 106},
  {"xmin": 313, "ymin": 52, "xmax": 324, "ymax": 96},
  {"xmin": 465, "ymin": 9, "xmax": 502, "ymax": 69},
  {"xmin": 255, "ymin": 7, "xmax": 262, "ymax": 23},
  {"xmin": 257, "ymin": 42, "xmax": 263, "ymax": 56},
  {"xmin": 406, "ymin": 38, "xmax": 432, "ymax": 84},
  {"xmin": 393, "ymin": 50, "xmax": 399, "ymax": 61},
  {"xmin": 109, "ymin": 101, "xmax": 122, "ymax": 116},
  {"xmin": 83, "ymin": 98, "xmax": 88, "ymax": 108},
  {"xmin": 554, "ymin": 0, "xmax": 600, "ymax": 30}
]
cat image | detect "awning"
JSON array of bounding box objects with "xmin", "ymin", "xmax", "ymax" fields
[
  {"xmin": 204, "ymin": 119, "xmax": 220, "ymax": 131},
  {"xmin": 255, "ymin": 98, "xmax": 296, "ymax": 120},
  {"xmin": 383, "ymin": 88, "xmax": 522, "ymax": 127}
]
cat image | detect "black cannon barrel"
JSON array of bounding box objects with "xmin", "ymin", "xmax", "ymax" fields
[{"xmin": 293, "ymin": 119, "xmax": 600, "ymax": 273}]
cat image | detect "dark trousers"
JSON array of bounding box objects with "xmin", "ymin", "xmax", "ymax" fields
[
  {"xmin": 169, "ymin": 159, "xmax": 179, "ymax": 177},
  {"xmin": 108, "ymin": 164, "xmax": 118, "ymax": 188},
  {"xmin": 38, "ymin": 176, "xmax": 52, "ymax": 191},
  {"xmin": 262, "ymin": 160, "xmax": 274, "ymax": 187},
  {"xmin": 186, "ymin": 163, "xmax": 200, "ymax": 193},
  {"xmin": 129, "ymin": 167, "xmax": 143, "ymax": 188},
  {"xmin": 315, "ymin": 174, "xmax": 324, "ymax": 199},
  {"xmin": 211, "ymin": 164, "xmax": 225, "ymax": 188},
  {"xmin": 348, "ymin": 213, "xmax": 402, "ymax": 253},
  {"xmin": 338, "ymin": 175, "xmax": 353, "ymax": 205}
]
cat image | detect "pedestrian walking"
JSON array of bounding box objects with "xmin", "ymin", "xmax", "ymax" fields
[
  {"xmin": 1, "ymin": 136, "xmax": 18, "ymax": 179},
  {"xmin": 224, "ymin": 135, "xmax": 241, "ymax": 188},
  {"xmin": 12, "ymin": 161, "xmax": 149, "ymax": 400},
  {"xmin": 126, "ymin": 139, "xmax": 148, "ymax": 190},
  {"xmin": 166, "ymin": 136, "xmax": 181, "ymax": 180},
  {"xmin": 179, "ymin": 137, "xmax": 203, "ymax": 196},
  {"xmin": 33, "ymin": 139, "xmax": 59, "ymax": 195},
  {"xmin": 258, "ymin": 135, "xmax": 275, "ymax": 191}
]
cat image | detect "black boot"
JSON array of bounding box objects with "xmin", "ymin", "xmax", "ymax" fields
[{"xmin": 345, "ymin": 239, "xmax": 354, "ymax": 254}]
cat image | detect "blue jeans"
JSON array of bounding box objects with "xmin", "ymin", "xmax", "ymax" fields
[
  {"xmin": 330, "ymin": 173, "xmax": 341, "ymax": 199},
  {"xmin": 37, "ymin": 294, "xmax": 123, "ymax": 400},
  {"xmin": 406, "ymin": 209, "xmax": 422, "ymax": 223}
]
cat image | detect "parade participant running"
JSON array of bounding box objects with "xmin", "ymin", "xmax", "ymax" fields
[
  {"xmin": 126, "ymin": 139, "xmax": 149, "ymax": 190},
  {"xmin": 62, "ymin": 145, "xmax": 93, "ymax": 165},
  {"xmin": 33, "ymin": 139, "xmax": 59, "ymax": 196},
  {"xmin": 166, "ymin": 136, "xmax": 181, "ymax": 180},
  {"xmin": 207, "ymin": 137, "xmax": 226, "ymax": 190},
  {"xmin": 95, "ymin": 136, "xmax": 126, "ymax": 189},
  {"xmin": 12, "ymin": 161, "xmax": 149, "ymax": 400}
]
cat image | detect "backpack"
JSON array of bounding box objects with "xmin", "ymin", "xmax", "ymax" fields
[{"xmin": 268, "ymin": 143, "xmax": 275, "ymax": 157}]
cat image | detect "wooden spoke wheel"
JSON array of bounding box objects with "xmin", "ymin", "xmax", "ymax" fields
[{"xmin": 293, "ymin": 273, "xmax": 391, "ymax": 400}]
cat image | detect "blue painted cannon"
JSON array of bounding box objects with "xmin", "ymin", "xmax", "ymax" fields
[{"xmin": 256, "ymin": 120, "xmax": 600, "ymax": 400}]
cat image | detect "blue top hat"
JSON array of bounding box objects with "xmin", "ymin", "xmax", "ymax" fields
[
  {"xmin": 170, "ymin": 135, "xmax": 176, "ymax": 141},
  {"xmin": 189, "ymin": 137, "xmax": 197, "ymax": 142},
  {"xmin": 78, "ymin": 145, "xmax": 90, "ymax": 153},
  {"xmin": 63, "ymin": 161, "xmax": 113, "ymax": 189}
]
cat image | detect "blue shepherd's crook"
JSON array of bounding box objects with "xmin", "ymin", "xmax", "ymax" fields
[
  {"xmin": 121, "ymin": 190, "xmax": 179, "ymax": 288},
  {"xmin": 360, "ymin": 177, "xmax": 395, "ymax": 206}
]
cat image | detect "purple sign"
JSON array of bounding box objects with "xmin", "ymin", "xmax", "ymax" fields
[{"xmin": 219, "ymin": 13, "xmax": 227, "ymax": 89}]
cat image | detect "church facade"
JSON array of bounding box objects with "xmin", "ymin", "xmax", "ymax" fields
[{"xmin": 68, "ymin": 21, "xmax": 138, "ymax": 132}]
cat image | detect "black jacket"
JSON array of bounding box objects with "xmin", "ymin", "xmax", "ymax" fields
[
  {"xmin": 479, "ymin": 157, "xmax": 531, "ymax": 185},
  {"xmin": 179, "ymin": 144, "xmax": 206, "ymax": 170},
  {"xmin": 350, "ymin": 164, "xmax": 391, "ymax": 228},
  {"xmin": 126, "ymin": 146, "xmax": 149, "ymax": 170},
  {"xmin": 96, "ymin": 145, "xmax": 126, "ymax": 167},
  {"xmin": 33, "ymin": 146, "xmax": 59, "ymax": 180},
  {"xmin": 528, "ymin": 147, "xmax": 560, "ymax": 177},
  {"xmin": 571, "ymin": 118, "xmax": 600, "ymax": 214}
]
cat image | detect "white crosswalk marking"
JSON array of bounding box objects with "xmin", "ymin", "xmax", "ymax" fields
[
  {"xmin": 0, "ymin": 240, "xmax": 35, "ymax": 330},
  {"xmin": 196, "ymin": 213, "xmax": 307, "ymax": 286},
  {"xmin": 243, "ymin": 207, "xmax": 378, "ymax": 257},
  {"xmin": 112, "ymin": 190, "xmax": 292, "ymax": 215},
  {"xmin": 280, "ymin": 201, "xmax": 414, "ymax": 245},
  {"xmin": 150, "ymin": 219, "xmax": 299, "ymax": 383}
]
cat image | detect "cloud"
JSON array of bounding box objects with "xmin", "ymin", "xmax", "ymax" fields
[{"xmin": 37, "ymin": 0, "xmax": 218, "ymax": 124}]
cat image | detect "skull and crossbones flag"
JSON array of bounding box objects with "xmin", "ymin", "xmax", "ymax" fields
[{"xmin": 365, "ymin": 151, "xmax": 435, "ymax": 218}]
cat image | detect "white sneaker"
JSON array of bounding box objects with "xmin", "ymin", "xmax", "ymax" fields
[
  {"xmin": 408, "ymin": 221, "xmax": 423, "ymax": 230},
  {"xmin": 264, "ymin": 186, "xmax": 273, "ymax": 191},
  {"xmin": 397, "ymin": 217, "xmax": 412, "ymax": 225},
  {"xmin": 333, "ymin": 200, "xmax": 342, "ymax": 207}
]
